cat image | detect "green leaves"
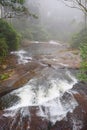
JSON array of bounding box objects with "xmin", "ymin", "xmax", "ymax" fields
[
  {"xmin": 0, "ymin": 73, "xmax": 9, "ymax": 80},
  {"xmin": 72, "ymin": 29, "xmax": 87, "ymax": 81},
  {"xmin": 0, "ymin": 19, "xmax": 21, "ymax": 58},
  {"xmin": 11, "ymin": 0, "xmax": 25, "ymax": 4},
  {"xmin": 78, "ymin": 43, "xmax": 87, "ymax": 81},
  {"xmin": 80, "ymin": 44, "xmax": 87, "ymax": 61},
  {"xmin": 71, "ymin": 29, "xmax": 87, "ymax": 48},
  {"xmin": 0, "ymin": 0, "xmax": 29, "ymax": 18},
  {"xmin": 78, "ymin": 72, "xmax": 87, "ymax": 81},
  {"xmin": 0, "ymin": 38, "xmax": 8, "ymax": 57},
  {"xmin": 0, "ymin": 0, "xmax": 25, "ymax": 5}
]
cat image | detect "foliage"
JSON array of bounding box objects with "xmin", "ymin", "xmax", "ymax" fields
[
  {"xmin": 0, "ymin": 19, "xmax": 21, "ymax": 53},
  {"xmin": 0, "ymin": 73, "xmax": 9, "ymax": 80},
  {"xmin": 0, "ymin": 0, "xmax": 27, "ymax": 18},
  {"xmin": 71, "ymin": 29, "xmax": 87, "ymax": 48},
  {"xmin": 12, "ymin": 19, "xmax": 50, "ymax": 41},
  {"xmin": 0, "ymin": 0, "xmax": 25, "ymax": 5},
  {"xmin": 0, "ymin": 0, "xmax": 37, "ymax": 19},
  {"xmin": 22, "ymin": 26, "xmax": 50, "ymax": 41},
  {"xmin": 62, "ymin": 0, "xmax": 87, "ymax": 13},
  {"xmin": 78, "ymin": 43, "xmax": 87, "ymax": 81},
  {"xmin": 0, "ymin": 19, "xmax": 21, "ymax": 59},
  {"xmin": 0, "ymin": 38, "xmax": 8, "ymax": 57},
  {"xmin": 71, "ymin": 28, "xmax": 87, "ymax": 81}
]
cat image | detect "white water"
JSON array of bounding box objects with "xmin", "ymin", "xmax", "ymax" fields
[
  {"xmin": 49, "ymin": 40, "xmax": 62, "ymax": 45},
  {"xmin": 4, "ymin": 70, "xmax": 78, "ymax": 124},
  {"xmin": 11, "ymin": 50, "xmax": 32, "ymax": 64},
  {"xmin": 72, "ymin": 117, "xmax": 83, "ymax": 130}
]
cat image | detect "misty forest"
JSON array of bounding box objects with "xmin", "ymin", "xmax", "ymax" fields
[{"xmin": 0, "ymin": 0, "xmax": 87, "ymax": 130}]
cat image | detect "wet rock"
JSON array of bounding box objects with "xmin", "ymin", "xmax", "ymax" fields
[
  {"xmin": 0, "ymin": 107, "xmax": 49, "ymax": 130},
  {"xmin": 67, "ymin": 95, "xmax": 87, "ymax": 130},
  {"xmin": 72, "ymin": 81, "xmax": 87, "ymax": 95},
  {"xmin": 1, "ymin": 65, "xmax": 8, "ymax": 70},
  {"xmin": 0, "ymin": 42, "xmax": 85, "ymax": 130},
  {"xmin": 50, "ymin": 120, "xmax": 71, "ymax": 130},
  {"xmin": 0, "ymin": 94, "xmax": 20, "ymax": 110},
  {"xmin": 1, "ymin": 89, "xmax": 87, "ymax": 130},
  {"xmin": 0, "ymin": 61, "xmax": 44, "ymax": 97}
]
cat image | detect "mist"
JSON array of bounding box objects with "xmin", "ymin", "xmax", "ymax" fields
[{"xmin": 13, "ymin": 0, "xmax": 84, "ymax": 43}]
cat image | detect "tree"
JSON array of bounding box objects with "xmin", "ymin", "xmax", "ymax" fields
[
  {"xmin": 60, "ymin": 0, "xmax": 87, "ymax": 28},
  {"xmin": 59, "ymin": 0, "xmax": 87, "ymax": 81},
  {"xmin": 61, "ymin": 0, "xmax": 87, "ymax": 13},
  {"xmin": 71, "ymin": 29, "xmax": 87, "ymax": 48},
  {"xmin": 0, "ymin": 0, "xmax": 28, "ymax": 18},
  {"xmin": 0, "ymin": 19, "xmax": 21, "ymax": 58}
]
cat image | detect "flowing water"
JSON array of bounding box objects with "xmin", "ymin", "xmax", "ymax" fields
[
  {"xmin": 2, "ymin": 68, "xmax": 78, "ymax": 123},
  {"xmin": 0, "ymin": 41, "xmax": 86, "ymax": 130}
]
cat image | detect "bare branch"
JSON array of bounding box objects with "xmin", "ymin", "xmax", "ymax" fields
[{"xmin": 61, "ymin": 0, "xmax": 87, "ymax": 14}]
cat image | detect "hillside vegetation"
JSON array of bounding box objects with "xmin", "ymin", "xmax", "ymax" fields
[{"xmin": 0, "ymin": 19, "xmax": 21, "ymax": 58}]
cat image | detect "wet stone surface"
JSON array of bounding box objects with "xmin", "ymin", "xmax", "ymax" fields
[
  {"xmin": 0, "ymin": 41, "xmax": 87, "ymax": 130},
  {"xmin": 0, "ymin": 81, "xmax": 87, "ymax": 130}
]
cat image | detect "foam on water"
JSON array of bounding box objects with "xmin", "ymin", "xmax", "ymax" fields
[
  {"xmin": 4, "ymin": 71, "xmax": 78, "ymax": 123},
  {"xmin": 49, "ymin": 40, "xmax": 61, "ymax": 45},
  {"xmin": 11, "ymin": 50, "xmax": 32, "ymax": 64}
]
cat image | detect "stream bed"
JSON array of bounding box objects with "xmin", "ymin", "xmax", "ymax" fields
[{"xmin": 0, "ymin": 41, "xmax": 87, "ymax": 130}]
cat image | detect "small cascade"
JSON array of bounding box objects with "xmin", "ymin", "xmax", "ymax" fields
[
  {"xmin": 3, "ymin": 70, "xmax": 78, "ymax": 124},
  {"xmin": 49, "ymin": 40, "xmax": 62, "ymax": 45},
  {"xmin": 11, "ymin": 50, "xmax": 32, "ymax": 64}
]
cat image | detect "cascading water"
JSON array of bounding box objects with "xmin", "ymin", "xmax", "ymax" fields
[
  {"xmin": 2, "ymin": 67, "xmax": 78, "ymax": 124},
  {"xmin": 11, "ymin": 50, "xmax": 32, "ymax": 64},
  {"xmin": 0, "ymin": 42, "xmax": 84, "ymax": 130}
]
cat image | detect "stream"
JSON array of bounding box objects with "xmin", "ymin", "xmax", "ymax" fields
[{"xmin": 0, "ymin": 41, "xmax": 87, "ymax": 130}]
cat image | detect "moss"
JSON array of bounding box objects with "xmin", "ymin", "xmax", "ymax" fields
[{"xmin": 0, "ymin": 73, "xmax": 9, "ymax": 80}]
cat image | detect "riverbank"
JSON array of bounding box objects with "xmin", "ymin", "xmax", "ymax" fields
[{"xmin": 0, "ymin": 54, "xmax": 44, "ymax": 97}]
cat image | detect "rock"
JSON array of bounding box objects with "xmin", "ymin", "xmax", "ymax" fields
[
  {"xmin": 1, "ymin": 65, "xmax": 7, "ymax": 70},
  {"xmin": 72, "ymin": 81, "xmax": 87, "ymax": 95}
]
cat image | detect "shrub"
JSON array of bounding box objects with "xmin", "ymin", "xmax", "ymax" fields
[
  {"xmin": 0, "ymin": 38, "xmax": 8, "ymax": 57},
  {"xmin": 71, "ymin": 29, "xmax": 87, "ymax": 48},
  {"xmin": 71, "ymin": 28, "xmax": 87, "ymax": 81},
  {"xmin": 78, "ymin": 43, "xmax": 87, "ymax": 81},
  {"xmin": 0, "ymin": 19, "xmax": 21, "ymax": 51}
]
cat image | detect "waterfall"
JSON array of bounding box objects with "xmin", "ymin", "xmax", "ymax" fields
[{"xmin": 3, "ymin": 70, "xmax": 78, "ymax": 124}]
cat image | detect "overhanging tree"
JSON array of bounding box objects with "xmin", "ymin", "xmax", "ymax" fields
[
  {"xmin": 60, "ymin": 0, "xmax": 87, "ymax": 28},
  {"xmin": 0, "ymin": 0, "xmax": 27, "ymax": 58},
  {"xmin": 61, "ymin": 0, "xmax": 87, "ymax": 13},
  {"xmin": 61, "ymin": 0, "xmax": 87, "ymax": 81},
  {"xmin": 0, "ymin": 0, "xmax": 29, "ymax": 18}
]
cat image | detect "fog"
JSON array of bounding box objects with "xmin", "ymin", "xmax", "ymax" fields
[
  {"xmin": 39, "ymin": 0, "xmax": 82, "ymax": 21},
  {"xmin": 13, "ymin": 0, "xmax": 84, "ymax": 43}
]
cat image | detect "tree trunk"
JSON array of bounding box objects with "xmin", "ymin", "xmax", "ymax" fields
[
  {"xmin": 84, "ymin": 0, "xmax": 87, "ymax": 29},
  {"xmin": 0, "ymin": 5, "xmax": 4, "ymax": 18}
]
